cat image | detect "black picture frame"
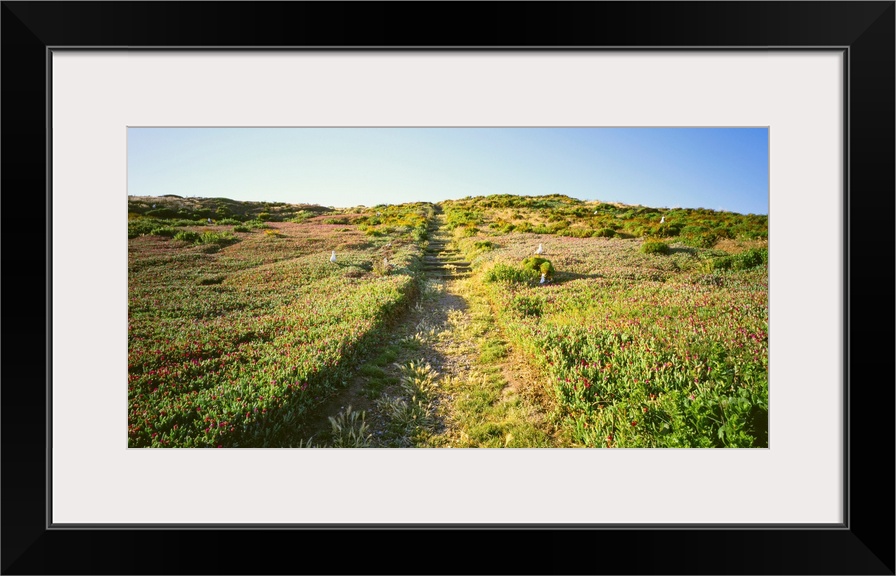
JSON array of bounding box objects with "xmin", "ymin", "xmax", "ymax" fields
[{"xmin": 2, "ymin": 2, "xmax": 893, "ymax": 574}]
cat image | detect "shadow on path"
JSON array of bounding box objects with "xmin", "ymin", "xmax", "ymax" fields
[{"xmin": 293, "ymin": 213, "xmax": 473, "ymax": 447}]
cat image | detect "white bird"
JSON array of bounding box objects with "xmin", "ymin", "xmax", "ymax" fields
[
  {"xmin": 540, "ymin": 273, "xmax": 546, "ymax": 284},
  {"xmin": 659, "ymin": 216, "xmax": 665, "ymax": 224},
  {"xmin": 535, "ymin": 243, "xmax": 544, "ymax": 255},
  {"xmin": 330, "ymin": 251, "xmax": 337, "ymax": 264},
  {"xmin": 207, "ymin": 218, "xmax": 212, "ymax": 224}
]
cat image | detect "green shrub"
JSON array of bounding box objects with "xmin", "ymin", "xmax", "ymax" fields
[
  {"xmin": 257, "ymin": 212, "xmax": 271, "ymax": 222},
  {"xmin": 128, "ymin": 219, "xmax": 158, "ymax": 238},
  {"xmin": 245, "ymin": 219, "xmax": 269, "ymax": 229},
  {"xmin": 708, "ymin": 255, "xmax": 734, "ymax": 271},
  {"xmin": 656, "ymin": 224, "xmax": 682, "ymax": 238},
  {"xmin": 681, "ymin": 230, "xmax": 720, "ymax": 248},
  {"xmin": 200, "ymin": 231, "xmax": 237, "ymax": 246},
  {"xmin": 473, "ymin": 240, "xmax": 495, "ymax": 251},
  {"xmin": 150, "ymin": 227, "xmax": 177, "ymax": 237},
  {"xmin": 521, "ymin": 256, "xmax": 555, "ymax": 279},
  {"xmin": 445, "ymin": 209, "xmax": 483, "ymax": 229},
  {"xmin": 289, "ymin": 211, "xmax": 313, "ymax": 224},
  {"xmin": 483, "ymin": 264, "xmax": 540, "ymax": 284},
  {"xmin": 641, "ymin": 240, "xmax": 671, "ymax": 255},
  {"xmin": 217, "ymin": 218, "xmax": 241, "ymax": 225},
  {"xmin": 712, "ymin": 225, "xmax": 734, "ymax": 240},
  {"xmin": 706, "ymin": 248, "xmax": 767, "ymax": 272},
  {"xmin": 497, "ymin": 223, "xmax": 516, "ymax": 234},
  {"xmin": 559, "ymin": 227, "xmax": 593, "ymax": 238},
  {"xmin": 594, "ymin": 228, "xmax": 616, "ymax": 238},
  {"xmin": 233, "ymin": 225, "xmax": 250, "ymax": 233},
  {"xmin": 171, "ymin": 219, "xmax": 202, "ymax": 227},
  {"xmin": 733, "ymin": 248, "xmax": 768, "ymax": 270},
  {"xmin": 174, "ymin": 230, "xmax": 200, "ymax": 243}
]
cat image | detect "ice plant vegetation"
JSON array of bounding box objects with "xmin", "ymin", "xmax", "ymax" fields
[
  {"xmin": 447, "ymin": 194, "xmax": 768, "ymax": 448},
  {"xmin": 128, "ymin": 196, "xmax": 434, "ymax": 447},
  {"xmin": 129, "ymin": 193, "xmax": 767, "ymax": 448}
]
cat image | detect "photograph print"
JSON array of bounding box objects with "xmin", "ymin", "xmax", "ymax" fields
[{"xmin": 128, "ymin": 127, "xmax": 769, "ymax": 449}]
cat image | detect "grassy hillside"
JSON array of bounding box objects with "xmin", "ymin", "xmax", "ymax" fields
[
  {"xmin": 446, "ymin": 194, "xmax": 768, "ymax": 447},
  {"xmin": 441, "ymin": 193, "xmax": 767, "ymax": 247},
  {"xmin": 128, "ymin": 197, "xmax": 435, "ymax": 447},
  {"xmin": 128, "ymin": 193, "xmax": 768, "ymax": 448}
]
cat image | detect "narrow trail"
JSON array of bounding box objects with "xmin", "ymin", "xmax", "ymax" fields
[
  {"xmin": 420, "ymin": 231, "xmax": 471, "ymax": 280},
  {"xmin": 301, "ymin": 211, "xmax": 557, "ymax": 447}
]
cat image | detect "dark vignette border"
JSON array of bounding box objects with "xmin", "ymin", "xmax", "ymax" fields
[{"xmin": 2, "ymin": 2, "xmax": 893, "ymax": 575}]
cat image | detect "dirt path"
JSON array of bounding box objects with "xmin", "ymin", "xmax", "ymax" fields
[{"xmin": 300, "ymin": 214, "xmax": 558, "ymax": 447}]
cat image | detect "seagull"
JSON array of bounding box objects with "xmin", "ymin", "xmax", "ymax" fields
[
  {"xmin": 330, "ymin": 251, "xmax": 337, "ymax": 264},
  {"xmin": 540, "ymin": 273, "xmax": 546, "ymax": 284},
  {"xmin": 659, "ymin": 216, "xmax": 665, "ymax": 224},
  {"xmin": 207, "ymin": 218, "xmax": 212, "ymax": 224},
  {"xmin": 535, "ymin": 243, "xmax": 544, "ymax": 255}
]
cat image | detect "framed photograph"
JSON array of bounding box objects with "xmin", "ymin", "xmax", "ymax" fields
[{"xmin": 3, "ymin": 2, "xmax": 892, "ymax": 574}]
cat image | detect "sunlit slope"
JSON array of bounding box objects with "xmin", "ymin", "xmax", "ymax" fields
[
  {"xmin": 128, "ymin": 198, "xmax": 434, "ymax": 447},
  {"xmin": 445, "ymin": 194, "xmax": 769, "ymax": 448}
]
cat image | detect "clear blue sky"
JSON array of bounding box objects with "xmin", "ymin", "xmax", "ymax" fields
[{"xmin": 128, "ymin": 127, "xmax": 769, "ymax": 215}]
